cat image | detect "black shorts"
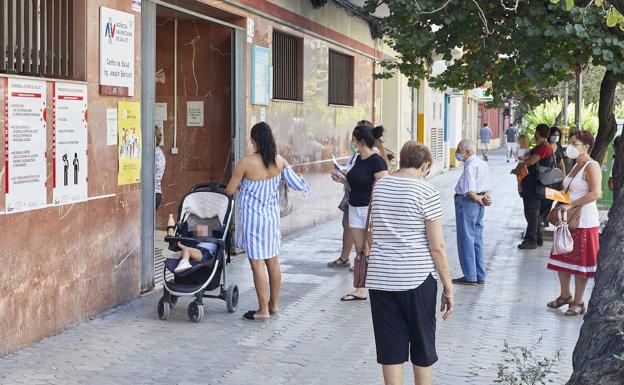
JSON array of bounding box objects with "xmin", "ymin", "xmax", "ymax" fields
[{"xmin": 369, "ymin": 274, "xmax": 438, "ymax": 367}]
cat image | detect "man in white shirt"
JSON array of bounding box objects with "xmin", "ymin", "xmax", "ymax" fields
[{"xmin": 453, "ymin": 139, "xmax": 491, "ymax": 285}]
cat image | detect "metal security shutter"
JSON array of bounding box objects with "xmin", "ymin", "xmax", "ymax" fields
[
  {"xmin": 272, "ymin": 30, "xmax": 303, "ymax": 101},
  {"xmin": 1, "ymin": 0, "xmax": 74, "ymax": 77},
  {"xmin": 328, "ymin": 49, "xmax": 354, "ymax": 106},
  {"xmin": 430, "ymin": 127, "xmax": 444, "ymax": 161}
]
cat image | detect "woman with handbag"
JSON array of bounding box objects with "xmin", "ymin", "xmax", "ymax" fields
[
  {"xmin": 546, "ymin": 130, "xmax": 602, "ymax": 316},
  {"xmin": 327, "ymin": 120, "xmax": 381, "ymax": 269},
  {"xmin": 225, "ymin": 122, "xmax": 310, "ymax": 321},
  {"xmin": 331, "ymin": 123, "xmax": 388, "ymax": 301},
  {"xmin": 366, "ymin": 141, "xmax": 454, "ymax": 385}
]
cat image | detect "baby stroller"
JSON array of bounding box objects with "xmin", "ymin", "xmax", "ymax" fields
[{"xmin": 157, "ymin": 183, "xmax": 239, "ymax": 323}]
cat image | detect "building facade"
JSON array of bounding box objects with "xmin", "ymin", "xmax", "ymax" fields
[{"xmin": 0, "ymin": 0, "xmax": 489, "ymax": 356}]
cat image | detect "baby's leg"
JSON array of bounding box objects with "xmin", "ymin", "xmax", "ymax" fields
[{"xmin": 185, "ymin": 247, "xmax": 204, "ymax": 261}]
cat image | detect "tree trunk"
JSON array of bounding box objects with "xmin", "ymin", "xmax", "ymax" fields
[
  {"xmin": 567, "ymin": 82, "xmax": 624, "ymax": 383},
  {"xmin": 554, "ymin": 108, "xmax": 564, "ymax": 127},
  {"xmin": 590, "ymin": 70, "xmax": 619, "ymax": 165}
]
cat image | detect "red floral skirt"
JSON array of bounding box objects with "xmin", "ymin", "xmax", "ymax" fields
[{"xmin": 547, "ymin": 227, "xmax": 599, "ymax": 278}]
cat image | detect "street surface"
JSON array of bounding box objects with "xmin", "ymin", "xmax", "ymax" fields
[{"xmin": 0, "ymin": 151, "xmax": 585, "ymax": 384}]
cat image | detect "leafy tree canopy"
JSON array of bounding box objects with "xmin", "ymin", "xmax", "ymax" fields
[{"xmin": 365, "ymin": 0, "xmax": 624, "ymax": 107}]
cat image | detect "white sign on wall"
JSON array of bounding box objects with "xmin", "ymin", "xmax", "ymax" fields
[
  {"xmin": 5, "ymin": 78, "xmax": 47, "ymax": 213},
  {"xmin": 100, "ymin": 7, "xmax": 135, "ymax": 96},
  {"xmin": 187, "ymin": 101, "xmax": 204, "ymax": 127},
  {"xmin": 53, "ymin": 82, "xmax": 88, "ymax": 205},
  {"xmin": 106, "ymin": 108, "xmax": 118, "ymax": 145}
]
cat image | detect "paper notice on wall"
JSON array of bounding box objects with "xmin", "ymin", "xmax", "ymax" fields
[
  {"xmin": 106, "ymin": 108, "xmax": 118, "ymax": 145},
  {"xmin": 53, "ymin": 82, "xmax": 88, "ymax": 205},
  {"xmin": 187, "ymin": 101, "xmax": 204, "ymax": 127},
  {"xmin": 117, "ymin": 101, "xmax": 141, "ymax": 185},
  {"xmin": 246, "ymin": 18, "xmax": 254, "ymax": 43},
  {"xmin": 154, "ymin": 103, "xmax": 167, "ymax": 121},
  {"xmin": 132, "ymin": 0, "xmax": 141, "ymax": 12},
  {"xmin": 100, "ymin": 7, "xmax": 135, "ymax": 96},
  {"xmin": 5, "ymin": 78, "xmax": 47, "ymax": 213}
]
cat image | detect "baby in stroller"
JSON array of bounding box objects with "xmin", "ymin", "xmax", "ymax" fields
[{"xmin": 174, "ymin": 224, "xmax": 216, "ymax": 273}]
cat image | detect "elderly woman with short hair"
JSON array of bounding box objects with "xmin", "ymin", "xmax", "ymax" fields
[{"xmin": 366, "ymin": 141, "xmax": 454, "ymax": 385}]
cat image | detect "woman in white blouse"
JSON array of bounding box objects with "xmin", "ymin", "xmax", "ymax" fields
[{"xmin": 366, "ymin": 141, "xmax": 454, "ymax": 385}]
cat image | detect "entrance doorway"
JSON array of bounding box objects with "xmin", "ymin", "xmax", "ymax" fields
[{"xmin": 140, "ymin": 1, "xmax": 245, "ymax": 291}]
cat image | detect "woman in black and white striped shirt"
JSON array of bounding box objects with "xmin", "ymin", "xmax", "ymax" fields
[{"xmin": 366, "ymin": 141, "xmax": 454, "ymax": 385}]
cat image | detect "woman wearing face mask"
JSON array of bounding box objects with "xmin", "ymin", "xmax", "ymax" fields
[
  {"xmin": 546, "ymin": 130, "xmax": 602, "ymax": 316},
  {"xmin": 328, "ymin": 120, "xmax": 388, "ymax": 269},
  {"xmin": 331, "ymin": 123, "xmax": 388, "ymax": 300},
  {"xmin": 539, "ymin": 126, "xmax": 566, "ymax": 227},
  {"xmin": 366, "ymin": 141, "xmax": 453, "ymax": 385}
]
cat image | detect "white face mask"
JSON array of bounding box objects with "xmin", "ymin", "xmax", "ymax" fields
[{"xmin": 566, "ymin": 145, "xmax": 580, "ymax": 159}]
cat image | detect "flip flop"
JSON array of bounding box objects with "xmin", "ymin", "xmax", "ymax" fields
[
  {"xmin": 340, "ymin": 294, "xmax": 367, "ymax": 301},
  {"xmin": 242, "ymin": 310, "xmax": 270, "ymax": 321}
]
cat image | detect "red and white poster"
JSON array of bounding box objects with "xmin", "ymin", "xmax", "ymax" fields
[
  {"xmin": 53, "ymin": 82, "xmax": 88, "ymax": 205},
  {"xmin": 4, "ymin": 78, "xmax": 47, "ymax": 213}
]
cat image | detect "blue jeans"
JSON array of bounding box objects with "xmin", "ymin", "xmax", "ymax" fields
[{"xmin": 454, "ymin": 195, "xmax": 485, "ymax": 282}]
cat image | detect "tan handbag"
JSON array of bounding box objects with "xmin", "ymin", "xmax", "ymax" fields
[
  {"xmin": 353, "ymin": 188, "xmax": 374, "ymax": 289},
  {"xmin": 547, "ymin": 161, "xmax": 589, "ymax": 231}
]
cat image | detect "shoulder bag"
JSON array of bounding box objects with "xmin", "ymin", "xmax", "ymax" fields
[
  {"xmin": 547, "ymin": 162, "xmax": 591, "ymax": 230},
  {"xmin": 353, "ymin": 184, "xmax": 375, "ymax": 288},
  {"xmin": 279, "ymin": 180, "xmax": 293, "ymax": 217},
  {"xmin": 537, "ymin": 153, "xmax": 565, "ymax": 186}
]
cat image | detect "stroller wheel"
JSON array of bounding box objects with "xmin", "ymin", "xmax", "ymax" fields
[
  {"xmin": 187, "ymin": 302, "xmax": 204, "ymax": 323},
  {"xmin": 158, "ymin": 299, "xmax": 170, "ymax": 320},
  {"xmin": 226, "ymin": 284, "xmax": 239, "ymax": 313}
]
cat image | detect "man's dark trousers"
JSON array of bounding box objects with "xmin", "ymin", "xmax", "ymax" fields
[{"xmin": 522, "ymin": 193, "xmax": 543, "ymax": 245}]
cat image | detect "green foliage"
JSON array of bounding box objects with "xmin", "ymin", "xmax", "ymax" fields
[
  {"xmin": 495, "ymin": 337, "xmax": 561, "ymax": 385},
  {"xmin": 365, "ymin": 0, "xmax": 624, "ymax": 108},
  {"xmin": 521, "ymin": 98, "xmax": 599, "ymax": 138}
]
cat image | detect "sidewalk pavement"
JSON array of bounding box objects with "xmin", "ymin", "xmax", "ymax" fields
[{"xmin": 0, "ymin": 150, "xmax": 586, "ymax": 385}]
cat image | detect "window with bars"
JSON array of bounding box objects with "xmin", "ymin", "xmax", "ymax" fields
[
  {"xmin": 1, "ymin": 0, "xmax": 79, "ymax": 78},
  {"xmin": 328, "ymin": 49, "xmax": 353, "ymax": 106},
  {"xmin": 272, "ymin": 30, "xmax": 303, "ymax": 101}
]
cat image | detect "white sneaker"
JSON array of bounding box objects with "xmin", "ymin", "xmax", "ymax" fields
[{"xmin": 174, "ymin": 259, "xmax": 192, "ymax": 273}]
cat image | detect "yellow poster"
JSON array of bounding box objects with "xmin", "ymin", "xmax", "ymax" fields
[{"xmin": 117, "ymin": 101, "xmax": 141, "ymax": 185}]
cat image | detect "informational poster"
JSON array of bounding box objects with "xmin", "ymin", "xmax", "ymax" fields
[
  {"xmin": 100, "ymin": 7, "xmax": 135, "ymax": 96},
  {"xmin": 251, "ymin": 45, "xmax": 270, "ymax": 105},
  {"xmin": 117, "ymin": 101, "xmax": 141, "ymax": 185},
  {"xmin": 186, "ymin": 101, "xmax": 204, "ymax": 127},
  {"xmin": 154, "ymin": 103, "xmax": 167, "ymax": 122},
  {"xmin": 4, "ymin": 78, "xmax": 47, "ymax": 213},
  {"xmin": 106, "ymin": 108, "xmax": 118, "ymax": 145},
  {"xmin": 53, "ymin": 82, "xmax": 88, "ymax": 205},
  {"xmin": 132, "ymin": 0, "xmax": 141, "ymax": 13}
]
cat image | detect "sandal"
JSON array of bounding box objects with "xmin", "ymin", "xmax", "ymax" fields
[
  {"xmin": 327, "ymin": 257, "xmax": 350, "ymax": 268},
  {"xmin": 547, "ymin": 295, "xmax": 573, "ymax": 309},
  {"xmin": 565, "ymin": 302, "xmax": 586, "ymax": 316},
  {"xmin": 340, "ymin": 294, "xmax": 367, "ymax": 301},
  {"xmin": 242, "ymin": 310, "xmax": 270, "ymax": 321}
]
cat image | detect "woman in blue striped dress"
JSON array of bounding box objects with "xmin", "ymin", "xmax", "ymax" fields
[{"xmin": 225, "ymin": 122, "xmax": 310, "ymax": 321}]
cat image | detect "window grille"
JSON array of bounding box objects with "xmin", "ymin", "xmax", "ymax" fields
[
  {"xmin": 1, "ymin": 0, "xmax": 75, "ymax": 77},
  {"xmin": 328, "ymin": 49, "xmax": 354, "ymax": 106},
  {"xmin": 272, "ymin": 30, "xmax": 303, "ymax": 101}
]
